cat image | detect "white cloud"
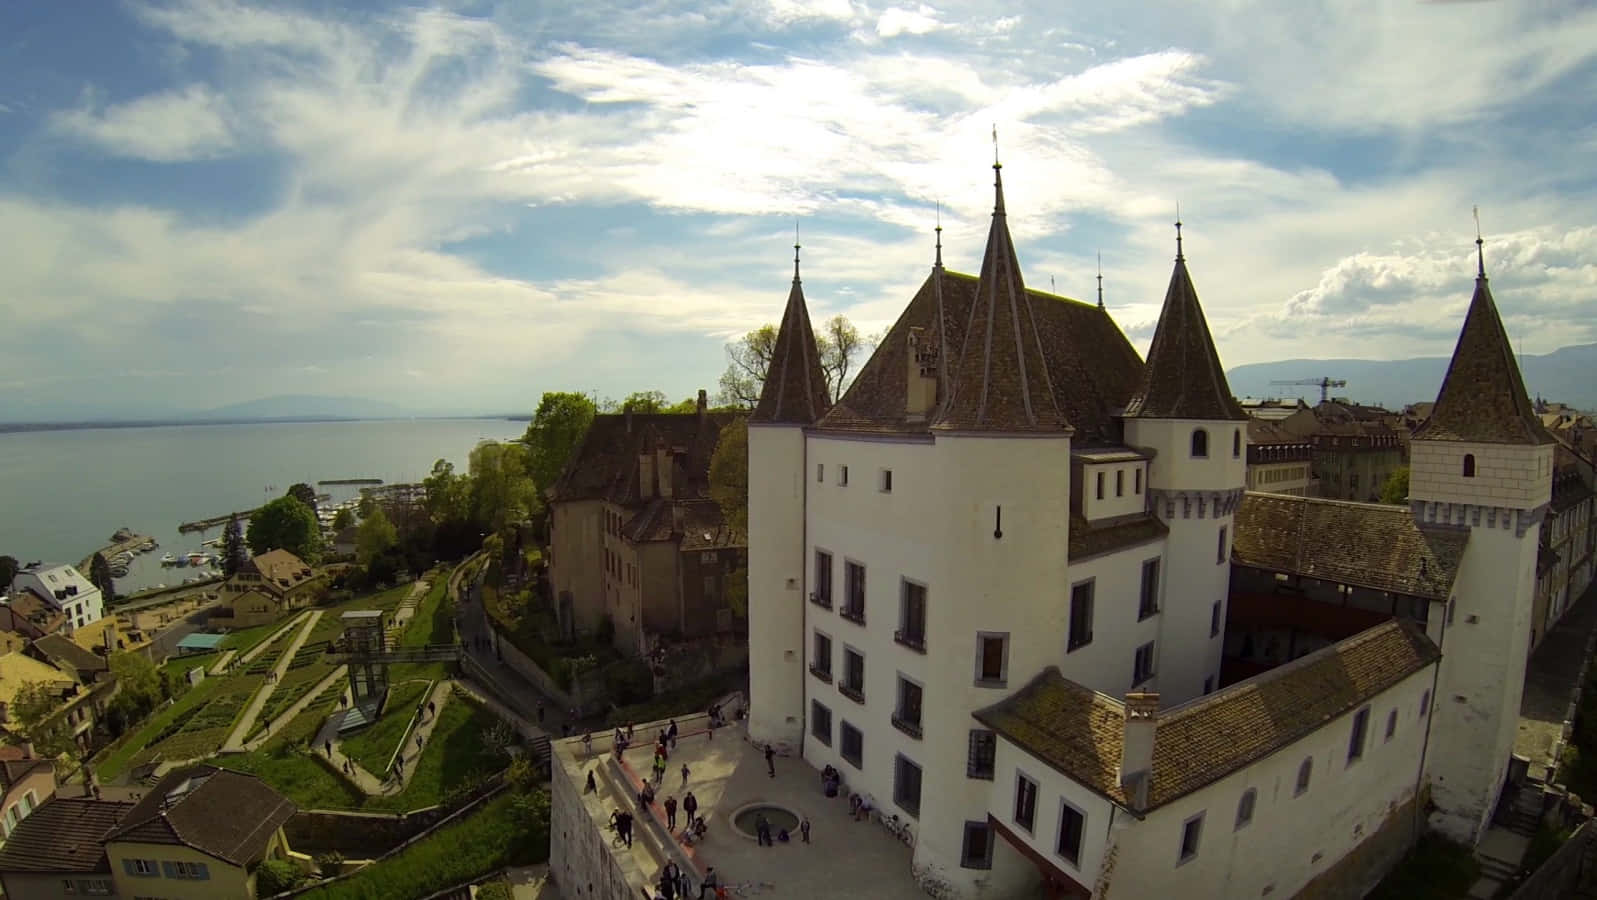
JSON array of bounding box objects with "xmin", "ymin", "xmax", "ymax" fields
[
  {"xmin": 49, "ymin": 85, "xmax": 234, "ymax": 162},
  {"xmin": 876, "ymin": 5, "xmax": 943, "ymax": 38},
  {"xmin": 760, "ymin": 0, "xmax": 858, "ymax": 27}
]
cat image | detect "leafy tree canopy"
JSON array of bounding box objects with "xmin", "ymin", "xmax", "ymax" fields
[
  {"xmin": 287, "ymin": 483, "xmax": 319, "ymax": 517},
  {"xmin": 89, "ymin": 553, "xmax": 117, "ymax": 604},
  {"xmin": 357, "ymin": 507, "xmax": 400, "ymax": 566},
  {"xmin": 621, "ymin": 390, "xmax": 668, "ymax": 413},
  {"xmin": 1380, "ymin": 467, "xmax": 1411, "ymax": 505},
  {"xmin": 10, "ymin": 681, "xmax": 74, "ymax": 759},
  {"xmin": 424, "ymin": 459, "xmax": 471, "ymax": 524},
  {"xmin": 708, "ymin": 417, "xmax": 748, "ymax": 537},
  {"xmin": 221, "ymin": 513, "xmax": 247, "ymax": 577},
  {"xmin": 715, "ymin": 315, "xmax": 873, "ymax": 408},
  {"xmin": 246, "ymin": 496, "xmax": 323, "ymax": 562},
  {"xmin": 331, "ymin": 507, "xmax": 355, "ymax": 531},
  {"xmin": 469, "ymin": 441, "xmax": 538, "ymax": 537},
  {"xmin": 521, "ymin": 392, "xmax": 596, "ymax": 495},
  {"xmin": 0, "ymin": 555, "xmax": 18, "ymax": 593}
]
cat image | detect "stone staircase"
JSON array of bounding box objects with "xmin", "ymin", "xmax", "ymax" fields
[{"xmin": 1501, "ymin": 784, "xmax": 1544, "ymax": 838}]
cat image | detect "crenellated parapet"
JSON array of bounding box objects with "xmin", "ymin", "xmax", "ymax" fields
[
  {"xmin": 1149, "ymin": 487, "xmax": 1246, "ymax": 520},
  {"xmin": 1410, "ymin": 499, "xmax": 1548, "ymax": 538}
]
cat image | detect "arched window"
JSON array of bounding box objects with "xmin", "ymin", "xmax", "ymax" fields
[
  {"xmin": 1232, "ymin": 429, "xmax": 1242, "ymax": 458},
  {"xmin": 1294, "ymin": 758, "xmax": 1313, "ymax": 796},
  {"xmin": 1463, "ymin": 454, "xmax": 1476, "ymax": 477},
  {"xmin": 1235, "ymin": 789, "xmax": 1256, "ymax": 829},
  {"xmin": 1191, "ymin": 429, "xmax": 1209, "ymax": 458}
]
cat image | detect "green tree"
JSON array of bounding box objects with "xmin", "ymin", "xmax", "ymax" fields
[
  {"xmin": 818, "ymin": 313, "xmax": 864, "ymax": 400},
  {"xmin": 708, "ymin": 418, "xmax": 748, "ymax": 537},
  {"xmin": 1380, "ymin": 467, "xmax": 1411, "ymax": 505},
  {"xmin": 716, "ymin": 324, "xmax": 778, "ymax": 408},
  {"xmin": 10, "ymin": 681, "xmax": 74, "ymax": 759},
  {"xmin": 89, "ymin": 553, "xmax": 117, "ymax": 605},
  {"xmin": 423, "ymin": 459, "xmax": 470, "ymax": 524},
  {"xmin": 357, "ymin": 507, "xmax": 399, "ymax": 565},
  {"xmin": 246, "ymin": 496, "xmax": 322, "ymax": 562},
  {"xmin": 357, "ymin": 493, "xmax": 378, "ymax": 518},
  {"xmin": 256, "ymin": 859, "xmax": 302, "ymax": 894},
  {"xmin": 469, "ymin": 441, "xmax": 537, "ymax": 536},
  {"xmin": 108, "ymin": 652, "xmax": 161, "ymax": 723},
  {"xmin": 0, "ymin": 555, "xmax": 18, "ymax": 594},
  {"xmin": 221, "ymin": 513, "xmax": 247, "ymax": 577},
  {"xmin": 521, "ymin": 392, "xmax": 596, "ymax": 493},
  {"xmin": 621, "ymin": 390, "xmax": 668, "ymax": 413},
  {"xmin": 287, "ymin": 483, "xmax": 319, "ymax": 518},
  {"xmin": 664, "ymin": 396, "xmax": 699, "ymax": 414},
  {"xmin": 331, "ymin": 507, "xmax": 354, "ymax": 531}
]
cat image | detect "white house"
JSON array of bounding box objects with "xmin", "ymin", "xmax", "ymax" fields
[
  {"xmin": 745, "ymin": 162, "xmax": 1549, "ymax": 898},
  {"xmin": 8, "ymin": 564, "xmax": 104, "ymax": 634}
]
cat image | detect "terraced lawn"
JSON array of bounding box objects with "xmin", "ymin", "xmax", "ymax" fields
[
  {"xmin": 160, "ymin": 652, "xmax": 218, "ymax": 682},
  {"xmin": 363, "ymin": 694, "xmax": 509, "ymax": 813},
  {"xmin": 96, "ymin": 675, "xmax": 227, "ymax": 781},
  {"xmin": 218, "ymin": 690, "xmax": 363, "ymax": 810},
  {"xmin": 342, "ymin": 680, "xmax": 430, "ymax": 777}
]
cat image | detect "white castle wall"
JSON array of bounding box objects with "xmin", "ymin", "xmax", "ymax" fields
[{"xmin": 747, "ymin": 422, "xmax": 809, "ymax": 749}]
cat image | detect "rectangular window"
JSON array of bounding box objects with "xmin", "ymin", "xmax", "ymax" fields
[
  {"xmin": 967, "ymin": 730, "xmax": 996, "ymax": 779},
  {"xmin": 1134, "ymin": 641, "xmax": 1156, "ymax": 685},
  {"xmin": 813, "ymin": 550, "xmax": 833, "ymax": 608},
  {"xmin": 1139, "ymin": 559, "xmax": 1160, "ymax": 620},
  {"xmin": 1348, "ymin": 707, "xmax": 1370, "ymax": 764},
  {"xmin": 897, "ymin": 580, "xmax": 927, "ymax": 651},
  {"xmin": 811, "ymin": 631, "xmax": 832, "ymax": 680},
  {"xmin": 1068, "ymin": 581, "xmax": 1094, "ymax": 650},
  {"xmin": 811, "ymin": 700, "xmax": 833, "ymax": 745},
  {"xmin": 839, "ymin": 465, "xmax": 850, "ymax": 486},
  {"xmin": 894, "ymin": 755, "xmax": 923, "ymax": 817},
  {"xmin": 1014, "ymin": 773, "xmax": 1038, "ymax": 832},
  {"xmin": 817, "ymin": 463, "xmax": 825, "ymax": 483},
  {"xmin": 1210, "ymin": 601, "xmax": 1221, "ymax": 637},
  {"xmin": 1116, "ymin": 469, "xmax": 1125, "ymax": 497},
  {"xmin": 841, "ymin": 721, "xmax": 864, "ymax": 768},
  {"xmin": 1179, "ymin": 813, "xmax": 1204, "ymax": 864},
  {"xmin": 1134, "ymin": 467, "xmax": 1143, "ymax": 494},
  {"xmin": 169, "ymin": 861, "xmax": 209, "ymax": 880},
  {"xmin": 124, "ymin": 859, "xmax": 159, "ymax": 877},
  {"xmin": 1057, "ymin": 801, "xmax": 1086, "ymax": 866},
  {"xmin": 1385, "ymin": 709, "xmax": 1398, "ymax": 742},
  {"xmin": 1203, "ymin": 676, "xmax": 1214, "ymax": 694},
  {"xmin": 843, "ymin": 561, "xmax": 866, "ymax": 623},
  {"xmin": 1095, "ymin": 471, "xmax": 1104, "ymax": 500},
  {"xmin": 976, "ymin": 632, "xmax": 1009, "ymax": 686},
  {"xmin": 881, "ymin": 469, "xmax": 893, "ymax": 493},
  {"xmin": 961, "ymin": 821, "xmax": 994, "ymax": 869},
  {"xmin": 842, "ymin": 647, "xmax": 865, "ymax": 701},
  {"xmin": 893, "ymin": 675, "xmax": 923, "ymax": 738},
  {"xmin": 1217, "ymin": 526, "xmax": 1228, "ymax": 564}
]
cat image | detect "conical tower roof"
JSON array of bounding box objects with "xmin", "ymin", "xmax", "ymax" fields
[
  {"xmin": 1414, "ymin": 244, "xmax": 1551, "ymax": 445},
  {"xmin": 931, "ymin": 164, "xmax": 1069, "ymax": 434},
  {"xmin": 752, "ymin": 243, "xmax": 831, "ymax": 425},
  {"xmin": 1123, "ymin": 225, "xmax": 1245, "ymax": 421}
]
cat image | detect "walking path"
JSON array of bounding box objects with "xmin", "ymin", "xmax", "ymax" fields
[
  {"xmin": 236, "ymin": 610, "xmax": 313, "ymax": 665},
  {"xmin": 386, "ymin": 578, "xmax": 431, "ymax": 645},
  {"xmin": 222, "ymin": 610, "xmax": 324, "ymax": 751},
  {"xmin": 239, "ymin": 664, "xmax": 348, "ymax": 753},
  {"xmin": 1516, "ymin": 581, "xmax": 1597, "ymax": 780},
  {"xmin": 207, "ymin": 649, "xmax": 237, "ymax": 676},
  {"xmin": 314, "ymin": 679, "xmax": 458, "ymax": 796}
]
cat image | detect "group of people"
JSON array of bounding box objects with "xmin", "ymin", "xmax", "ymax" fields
[
  {"xmin": 654, "ymin": 860, "xmax": 690, "ymax": 899},
  {"xmin": 609, "ymin": 807, "xmax": 636, "ymax": 847},
  {"xmin": 820, "ymin": 764, "xmax": 841, "ymax": 797}
]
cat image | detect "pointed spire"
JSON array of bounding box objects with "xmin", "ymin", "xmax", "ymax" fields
[
  {"xmin": 1096, "ymin": 252, "xmax": 1105, "ymax": 310},
  {"xmin": 753, "ymin": 239, "xmax": 831, "ymax": 425},
  {"xmin": 1124, "ymin": 222, "xmax": 1245, "ymax": 421},
  {"xmin": 931, "ymin": 160, "xmax": 1069, "ymax": 434},
  {"xmin": 934, "ymin": 201, "xmax": 943, "ymax": 269},
  {"xmin": 1474, "ymin": 205, "xmax": 1486, "ymax": 279},
  {"xmin": 1413, "ymin": 234, "xmax": 1550, "ymax": 445},
  {"xmin": 1174, "ymin": 206, "xmax": 1184, "ymax": 262}
]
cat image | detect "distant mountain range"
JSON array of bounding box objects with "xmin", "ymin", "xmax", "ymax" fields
[{"xmin": 1227, "ymin": 343, "xmax": 1597, "ymax": 411}]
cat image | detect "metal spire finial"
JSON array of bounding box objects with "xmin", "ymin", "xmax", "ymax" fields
[
  {"xmin": 794, "ymin": 220, "xmax": 801, "ymax": 282},
  {"xmin": 1473, "ymin": 205, "xmax": 1486, "ymax": 279},
  {"xmin": 934, "ymin": 200, "xmax": 943, "ymax": 268},
  {"xmin": 1096, "ymin": 251, "xmax": 1104, "ymax": 309},
  {"xmin": 992, "ymin": 123, "xmax": 1000, "ymax": 169},
  {"xmin": 1174, "ymin": 204, "xmax": 1185, "ymax": 262}
]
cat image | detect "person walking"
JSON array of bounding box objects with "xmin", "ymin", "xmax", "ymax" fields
[
  {"xmin": 682, "ymin": 791, "xmax": 698, "ymax": 825},
  {"xmin": 618, "ymin": 810, "xmax": 634, "ymax": 848},
  {"xmin": 667, "ymin": 718, "xmax": 679, "ymax": 749},
  {"xmin": 756, "ymin": 813, "xmax": 772, "ymax": 847},
  {"xmin": 800, "ymin": 814, "xmax": 811, "ymax": 843},
  {"xmin": 766, "ymin": 743, "xmax": 776, "ymax": 778},
  {"xmin": 680, "ymin": 763, "xmax": 691, "ymax": 788},
  {"xmin": 661, "ymin": 863, "xmax": 680, "ymax": 899},
  {"xmin": 664, "ymin": 795, "xmax": 678, "ymax": 830},
  {"xmin": 585, "ymin": 770, "xmax": 597, "ymax": 794},
  {"xmin": 325, "ymin": 740, "xmax": 332, "ymax": 756},
  {"xmin": 415, "ymin": 733, "xmax": 423, "ymax": 750}
]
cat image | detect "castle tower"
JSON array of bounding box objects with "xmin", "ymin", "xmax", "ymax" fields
[
  {"xmin": 1412, "ymin": 239, "xmax": 1554, "ymax": 842},
  {"xmin": 746, "ymin": 239, "xmax": 831, "ymax": 749},
  {"xmin": 1121, "ymin": 222, "xmax": 1248, "ymax": 704}
]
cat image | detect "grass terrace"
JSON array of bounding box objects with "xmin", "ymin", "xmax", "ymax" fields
[
  {"xmin": 160, "ymin": 651, "xmax": 218, "ymax": 683},
  {"xmin": 112, "ymin": 673, "xmax": 265, "ymax": 777},
  {"xmin": 363, "ymin": 693, "xmax": 508, "ymax": 813},
  {"xmin": 246, "ymin": 641, "xmax": 339, "ymax": 741},
  {"xmin": 219, "ymin": 690, "xmax": 365, "ymax": 810},
  {"xmin": 341, "ymin": 680, "xmax": 430, "ymax": 778}
]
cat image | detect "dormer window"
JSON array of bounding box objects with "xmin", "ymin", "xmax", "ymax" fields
[
  {"xmin": 1462, "ymin": 454, "xmax": 1476, "ymax": 478},
  {"xmin": 1191, "ymin": 429, "xmax": 1209, "ymax": 458}
]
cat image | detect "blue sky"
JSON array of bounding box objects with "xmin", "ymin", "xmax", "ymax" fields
[{"xmin": 1, "ymin": 0, "xmax": 1594, "ymax": 418}]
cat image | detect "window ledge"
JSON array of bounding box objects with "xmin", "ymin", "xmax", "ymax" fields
[
  {"xmin": 839, "ymin": 684, "xmax": 865, "ymax": 704},
  {"xmin": 974, "ymin": 677, "xmax": 1008, "ymax": 689},
  {"xmin": 840, "ymin": 609, "xmax": 866, "ymax": 626},
  {"xmin": 891, "ymin": 714, "xmax": 923, "ymax": 739},
  {"xmin": 966, "ymin": 769, "xmax": 995, "ymax": 781},
  {"xmin": 1138, "ymin": 609, "xmax": 1158, "ymax": 621},
  {"xmin": 893, "ymin": 631, "xmax": 926, "ymax": 653},
  {"xmin": 811, "ymin": 593, "xmax": 832, "ymax": 610},
  {"xmin": 809, "ymin": 666, "xmax": 832, "ymax": 683},
  {"xmin": 1067, "ymin": 636, "xmax": 1093, "ymax": 653}
]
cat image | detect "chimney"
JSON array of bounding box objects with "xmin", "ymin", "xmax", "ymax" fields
[
  {"xmin": 656, "ymin": 440, "xmax": 674, "ymax": 499},
  {"xmin": 697, "ymin": 389, "xmax": 708, "ymax": 425},
  {"xmin": 639, "ymin": 451, "xmax": 655, "ymax": 500},
  {"xmin": 626, "ymin": 408, "xmax": 634, "ymax": 434},
  {"xmin": 905, "ymin": 327, "xmax": 938, "ymax": 420},
  {"xmin": 1119, "ymin": 692, "xmax": 1159, "ymax": 812},
  {"xmin": 671, "ymin": 503, "xmax": 685, "ymax": 536}
]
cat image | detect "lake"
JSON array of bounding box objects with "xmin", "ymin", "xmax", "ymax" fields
[{"xmin": 0, "ymin": 418, "xmax": 527, "ymax": 594}]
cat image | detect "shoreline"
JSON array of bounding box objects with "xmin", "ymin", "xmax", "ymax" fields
[{"xmin": 0, "ymin": 414, "xmax": 526, "ymax": 436}]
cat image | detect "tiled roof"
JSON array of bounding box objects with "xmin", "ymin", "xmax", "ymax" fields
[
  {"xmin": 0, "ymin": 798, "xmax": 133, "ymax": 873},
  {"xmin": 1232, "ymin": 492, "xmax": 1465, "ymax": 600},
  {"xmin": 752, "ymin": 260, "xmax": 831, "ymax": 425},
  {"xmin": 1068, "ymin": 514, "xmax": 1167, "ymax": 562},
  {"xmin": 239, "ymin": 550, "xmax": 315, "ymax": 598},
  {"xmin": 621, "ymin": 498, "xmax": 744, "ymax": 550},
  {"xmin": 1414, "ymin": 270, "xmax": 1552, "ymax": 445},
  {"xmin": 932, "ymin": 165, "xmax": 1069, "ymax": 435},
  {"xmin": 0, "ymin": 757, "xmax": 51, "ymax": 791},
  {"xmin": 549, "ymin": 412, "xmax": 741, "ymax": 506},
  {"xmin": 0, "ymin": 651, "xmax": 75, "ymax": 709},
  {"xmin": 974, "ymin": 620, "xmax": 1439, "ymax": 811},
  {"xmin": 1123, "ymin": 249, "xmax": 1246, "ymax": 421},
  {"xmin": 105, "ymin": 765, "xmax": 296, "ymax": 866},
  {"xmin": 32, "ymin": 633, "xmax": 109, "ymax": 678},
  {"xmin": 819, "ymin": 273, "xmax": 1143, "ymax": 443}
]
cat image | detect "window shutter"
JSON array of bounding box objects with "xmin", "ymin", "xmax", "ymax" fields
[
  {"xmin": 195, "ymin": 862, "xmax": 210, "ymax": 880},
  {"xmin": 121, "ymin": 859, "xmax": 136, "ymax": 876},
  {"xmin": 163, "ymin": 861, "xmax": 179, "ymax": 878}
]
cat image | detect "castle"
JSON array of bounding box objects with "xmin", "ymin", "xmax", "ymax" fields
[{"xmin": 745, "ymin": 160, "xmax": 1555, "ymax": 898}]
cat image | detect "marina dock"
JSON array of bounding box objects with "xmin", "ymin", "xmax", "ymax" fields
[
  {"xmin": 318, "ymin": 478, "xmax": 383, "ymax": 485},
  {"xmin": 79, "ymin": 533, "xmax": 155, "ymax": 572},
  {"xmin": 179, "ymin": 509, "xmax": 260, "ymax": 534}
]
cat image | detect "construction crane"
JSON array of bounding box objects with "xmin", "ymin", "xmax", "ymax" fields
[{"xmin": 1270, "ymin": 377, "xmax": 1348, "ymax": 405}]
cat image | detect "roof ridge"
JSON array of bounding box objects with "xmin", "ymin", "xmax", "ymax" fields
[
  {"xmin": 752, "ymin": 267, "xmax": 831, "ymax": 425},
  {"xmin": 1246, "ymin": 490, "xmax": 1409, "ymax": 514}
]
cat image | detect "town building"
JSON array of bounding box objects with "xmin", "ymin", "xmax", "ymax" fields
[
  {"xmin": 0, "ymin": 765, "xmax": 297, "ymax": 900},
  {"xmin": 736, "ymin": 161, "xmax": 1553, "ymax": 898},
  {"xmin": 1243, "ymin": 418, "xmax": 1317, "ymax": 497},
  {"xmin": 212, "ymin": 549, "xmax": 322, "ymax": 629},
  {"xmin": 0, "ymin": 753, "xmax": 55, "ymax": 847},
  {"xmin": 8, "ymin": 563, "xmax": 103, "ymax": 634},
  {"xmin": 545, "ymin": 393, "xmax": 747, "ymax": 656},
  {"xmin": 1534, "ymin": 439, "xmax": 1597, "ymax": 647}
]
